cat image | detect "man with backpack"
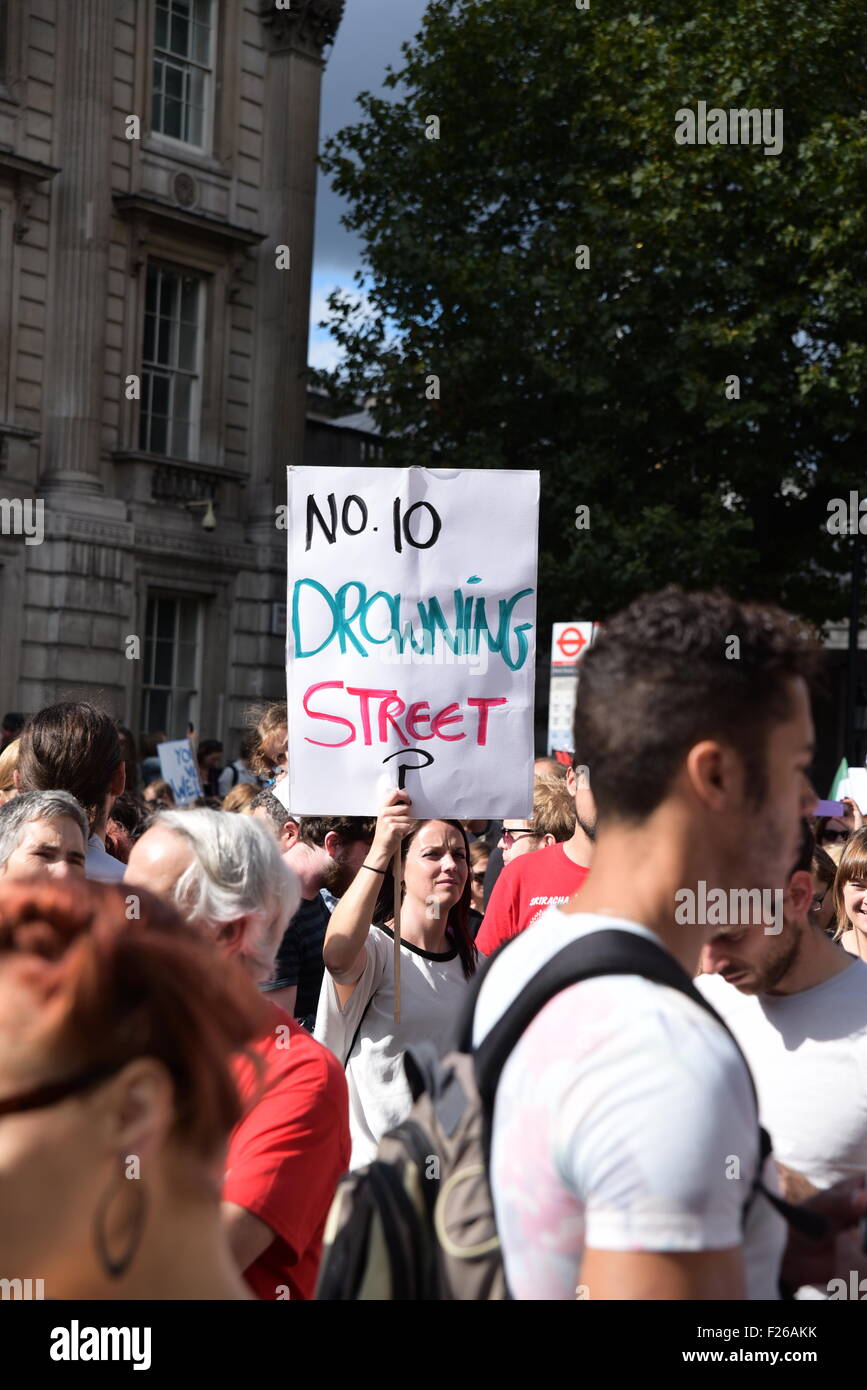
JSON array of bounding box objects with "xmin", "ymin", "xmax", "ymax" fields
[
  {"xmin": 315, "ymin": 587, "xmax": 867, "ymax": 1301},
  {"xmin": 471, "ymin": 586, "xmax": 863, "ymax": 1299}
]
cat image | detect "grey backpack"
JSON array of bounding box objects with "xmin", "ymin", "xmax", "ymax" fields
[{"xmin": 314, "ymin": 930, "xmax": 825, "ymax": 1300}]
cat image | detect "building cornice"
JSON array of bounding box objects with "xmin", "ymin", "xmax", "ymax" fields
[
  {"xmin": 113, "ymin": 451, "xmax": 248, "ymax": 490},
  {"xmin": 259, "ymin": 0, "xmax": 344, "ymax": 58},
  {"xmin": 113, "ymin": 194, "xmax": 265, "ymax": 266},
  {"xmin": 44, "ymin": 514, "xmax": 135, "ymax": 547},
  {"xmin": 36, "ymin": 510, "xmax": 284, "ymax": 571},
  {"xmin": 133, "ymin": 527, "xmax": 283, "ymax": 570}
]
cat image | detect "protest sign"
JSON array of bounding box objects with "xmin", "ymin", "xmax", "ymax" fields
[
  {"xmin": 157, "ymin": 739, "xmax": 202, "ymax": 807},
  {"xmin": 285, "ymin": 466, "xmax": 539, "ymax": 818}
]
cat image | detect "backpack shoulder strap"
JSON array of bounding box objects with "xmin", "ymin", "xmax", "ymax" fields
[
  {"xmin": 473, "ymin": 928, "xmax": 735, "ymax": 1111},
  {"xmin": 471, "ymin": 927, "xmax": 828, "ymax": 1242}
]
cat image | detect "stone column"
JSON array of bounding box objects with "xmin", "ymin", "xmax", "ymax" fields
[
  {"xmin": 247, "ymin": 0, "xmax": 344, "ymax": 539},
  {"xmin": 41, "ymin": 0, "xmax": 115, "ymax": 494}
]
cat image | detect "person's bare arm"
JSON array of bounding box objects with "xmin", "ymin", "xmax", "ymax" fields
[
  {"xmin": 323, "ymin": 789, "xmax": 416, "ymax": 1007},
  {"xmin": 221, "ymin": 1202, "xmax": 275, "ymax": 1272},
  {"xmin": 579, "ymin": 1246, "xmax": 745, "ymax": 1300},
  {"xmin": 781, "ymin": 1174, "xmax": 867, "ymax": 1290},
  {"xmin": 776, "ymin": 1162, "xmax": 817, "ymax": 1204}
]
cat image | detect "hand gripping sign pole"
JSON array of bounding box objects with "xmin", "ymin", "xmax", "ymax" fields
[
  {"xmin": 383, "ymin": 750, "xmax": 434, "ymax": 1025},
  {"xmin": 393, "ymin": 851, "xmax": 402, "ymax": 1025}
]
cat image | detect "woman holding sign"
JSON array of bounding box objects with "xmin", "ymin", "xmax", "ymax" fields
[{"xmin": 315, "ymin": 788, "xmax": 478, "ymax": 1169}]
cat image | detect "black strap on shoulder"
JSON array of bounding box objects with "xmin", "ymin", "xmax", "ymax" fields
[
  {"xmin": 471, "ymin": 929, "xmax": 827, "ymax": 1242},
  {"xmin": 473, "ymin": 930, "xmax": 727, "ymax": 1109}
]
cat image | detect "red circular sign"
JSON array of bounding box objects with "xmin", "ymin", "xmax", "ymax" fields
[{"xmin": 557, "ymin": 626, "xmax": 587, "ymax": 659}]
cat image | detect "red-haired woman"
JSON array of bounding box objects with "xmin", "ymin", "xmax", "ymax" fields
[
  {"xmin": 316, "ymin": 788, "xmax": 478, "ymax": 1169},
  {"xmin": 0, "ymin": 881, "xmax": 268, "ymax": 1298}
]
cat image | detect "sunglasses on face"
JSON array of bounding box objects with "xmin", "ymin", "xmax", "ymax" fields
[
  {"xmin": 809, "ymin": 888, "xmax": 829, "ymax": 914},
  {"xmin": 822, "ymin": 829, "xmax": 850, "ymax": 846},
  {"xmin": 501, "ymin": 829, "xmax": 538, "ymax": 848},
  {"xmin": 471, "ymin": 871, "xmax": 486, "ymax": 885}
]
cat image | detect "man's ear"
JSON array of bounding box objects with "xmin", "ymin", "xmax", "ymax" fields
[
  {"xmin": 786, "ymin": 869, "xmax": 813, "ymax": 921},
  {"xmin": 565, "ymin": 766, "xmax": 577, "ymax": 797},
  {"xmin": 323, "ymin": 830, "xmax": 342, "ymax": 859},
  {"xmin": 541, "ymin": 833, "xmax": 556, "ymax": 849},
  {"xmin": 280, "ymin": 818, "xmax": 300, "ymax": 853},
  {"xmin": 683, "ymin": 740, "xmax": 740, "ymax": 811},
  {"xmin": 110, "ymin": 760, "xmax": 126, "ymax": 798},
  {"xmin": 12, "ymin": 769, "xmax": 20, "ymax": 790}
]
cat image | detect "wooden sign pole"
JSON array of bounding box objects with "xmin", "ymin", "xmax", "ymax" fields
[{"xmin": 393, "ymin": 850, "xmax": 401, "ymax": 1025}]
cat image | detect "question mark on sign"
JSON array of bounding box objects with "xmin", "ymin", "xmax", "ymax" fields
[{"xmin": 382, "ymin": 748, "xmax": 435, "ymax": 790}]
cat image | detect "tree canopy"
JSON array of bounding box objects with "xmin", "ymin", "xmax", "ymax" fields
[{"xmin": 317, "ymin": 0, "xmax": 867, "ymax": 641}]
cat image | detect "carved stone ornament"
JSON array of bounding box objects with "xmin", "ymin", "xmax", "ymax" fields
[
  {"xmin": 259, "ymin": 0, "xmax": 345, "ymax": 56},
  {"xmin": 173, "ymin": 172, "xmax": 198, "ymax": 209}
]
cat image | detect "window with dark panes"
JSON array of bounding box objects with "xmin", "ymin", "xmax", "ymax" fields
[
  {"xmin": 142, "ymin": 595, "xmax": 201, "ymax": 738},
  {"xmin": 139, "ymin": 263, "xmax": 202, "ymax": 459},
  {"xmin": 151, "ymin": 0, "xmax": 214, "ymax": 148}
]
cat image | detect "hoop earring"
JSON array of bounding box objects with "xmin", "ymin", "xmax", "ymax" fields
[{"xmin": 93, "ymin": 1167, "xmax": 148, "ymax": 1280}]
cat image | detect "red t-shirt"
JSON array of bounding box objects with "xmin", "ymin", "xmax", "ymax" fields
[
  {"xmin": 476, "ymin": 842, "xmax": 589, "ymax": 956},
  {"xmin": 224, "ymin": 1002, "xmax": 350, "ymax": 1300}
]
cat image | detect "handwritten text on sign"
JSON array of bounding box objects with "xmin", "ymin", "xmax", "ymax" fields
[
  {"xmin": 286, "ymin": 466, "xmax": 539, "ymax": 816},
  {"xmin": 157, "ymin": 739, "xmax": 203, "ymax": 807}
]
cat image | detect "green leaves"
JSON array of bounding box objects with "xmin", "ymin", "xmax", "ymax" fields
[{"xmin": 316, "ymin": 0, "xmax": 867, "ymax": 633}]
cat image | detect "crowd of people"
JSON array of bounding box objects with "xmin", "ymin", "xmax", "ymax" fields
[{"xmin": 3, "ymin": 586, "xmax": 867, "ymax": 1300}]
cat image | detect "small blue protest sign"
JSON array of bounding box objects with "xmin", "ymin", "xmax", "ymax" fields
[{"xmin": 157, "ymin": 739, "xmax": 203, "ymax": 807}]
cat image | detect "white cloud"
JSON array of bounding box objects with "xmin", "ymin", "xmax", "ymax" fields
[
  {"xmin": 307, "ymin": 275, "xmax": 379, "ymax": 372},
  {"xmin": 308, "ymin": 328, "xmax": 346, "ymax": 373}
]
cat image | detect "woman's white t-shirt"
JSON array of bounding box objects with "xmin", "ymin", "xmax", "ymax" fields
[{"xmin": 314, "ymin": 924, "xmax": 471, "ymax": 1169}]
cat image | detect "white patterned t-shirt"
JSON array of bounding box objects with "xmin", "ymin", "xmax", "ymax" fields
[{"xmin": 473, "ymin": 909, "xmax": 787, "ymax": 1300}]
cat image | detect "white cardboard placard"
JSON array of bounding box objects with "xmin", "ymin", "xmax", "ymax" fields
[{"xmin": 286, "ymin": 465, "xmax": 539, "ymax": 817}]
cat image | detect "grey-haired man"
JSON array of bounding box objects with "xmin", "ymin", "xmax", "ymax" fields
[{"xmin": 0, "ymin": 790, "xmax": 88, "ymax": 882}]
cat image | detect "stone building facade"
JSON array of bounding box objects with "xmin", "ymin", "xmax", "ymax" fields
[{"xmin": 0, "ymin": 0, "xmax": 343, "ymax": 750}]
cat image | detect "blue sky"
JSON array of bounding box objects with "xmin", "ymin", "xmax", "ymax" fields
[{"xmin": 308, "ymin": 0, "xmax": 430, "ymax": 372}]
